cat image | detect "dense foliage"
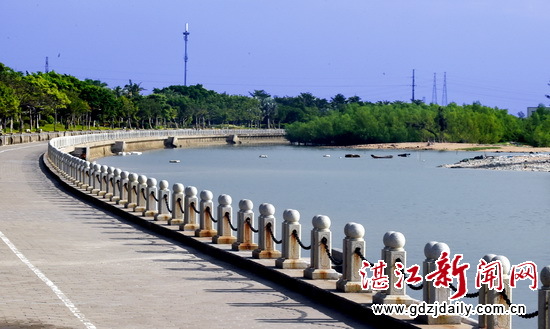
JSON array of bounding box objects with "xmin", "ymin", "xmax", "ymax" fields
[{"xmin": 1, "ymin": 62, "xmax": 549, "ymax": 146}]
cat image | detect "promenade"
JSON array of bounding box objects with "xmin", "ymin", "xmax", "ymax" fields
[{"xmin": 0, "ymin": 142, "xmax": 370, "ymax": 329}]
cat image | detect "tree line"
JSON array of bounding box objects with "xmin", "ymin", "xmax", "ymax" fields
[{"xmin": 1, "ymin": 62, "xmax": 549, "ymax": 146}]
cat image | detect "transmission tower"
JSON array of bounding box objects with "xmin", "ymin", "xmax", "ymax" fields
[
  {"xmin": 442, "ymin": 72, "xmax": 448, "ymax": 106},
  {"xmin": 431, "ymin": 73, "xmax": 438, "ymax": 104},
  {"xmin": 411, "ymin": 69, "xmax": 416, "ymax": 102},
  {"xmin": 45, "ymin": 56, "xmax": 49, "ymax": 73},
  {"xmin": 183, "ymin": 23, "xmax": 190, "ymax": 86}
]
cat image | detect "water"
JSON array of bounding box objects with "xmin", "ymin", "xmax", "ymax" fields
[{"xmin": 100, "ymin": 144, "xmax": 550, "ymax": 327}]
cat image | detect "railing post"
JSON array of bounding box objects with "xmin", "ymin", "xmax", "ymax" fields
[
  {"xmin": 336, "ymin": 222, "xmax": 365, "ymax": 292},
  {"xmin": 419, "ymin": 241, "xmax": 461, "ymax": 324},
  {"xmin": 143, "ymin": 178, "xmax": 158, "ymax": 217},
  {"xmin": 154, "ymin": 180, "xmax": 171, "ymax": 221},
  {"xmin": 212, "ymin": 194, "xmax": 236, "ymax": 244},
  {"xmin": 195, "ymin": 190, "xmax": 217, "ymax": 237},
  {"xmin": 304, "ymin": 215, "xmax": 340, "ymax": 280},
  {"xmin": 275, "ymin": 209, "xmax": 308, "ymax": 269},
  {"xmin": 487, "ymin": 255, "xmax": 512, "ymax": 329},
  {"xmin": 81, "ymin": 161, "xmax": 90, "ymax": 190},
  {"xmin": 97, "ymin": 165, "xmax": 108, "ymax": 196},
  {"xmin": 374, "ymin": 231, "xmax": 413, "ymax": 304},
  {"xmin": 110, "ymin": 168, "xmax": 121, "ymax": 202},
  {"xmin": 104, "ymin": 167, "xmax": 115, "ymax": 199},
  {"xmin": 479, "ymin": 253, "xmax": 497, "ymax": 328},
  {"xmin": 183, "ymin": 186, "xmax": 199, "ymax": 231},
  {"xmin": 134, "ymin": 175, "xmax": 148, "ymax": 213},
  {"xmin": 252, "ymin": 203, "xmax": 282, "ymax": 259},
  {"xmin": 125, "ymin": 173, "xmax": 138, "ymax": 209},
  {"xmin": 539, "ymin": 266, "xmax": 550, "ymax": 329},
  {"xmin": 169, "ymin": 183, "xmax": 184, "ymax": 226},
  {"xmin": 90, "ymin": 163, "xmax": 101, "ymax": 194},
  {"xmin": 231, "ymin": 199, "xmax": 258, "ymax": 251},
  {"xmin": 117, "ymin": 171, "xmax": 129, "ymax": 206}
]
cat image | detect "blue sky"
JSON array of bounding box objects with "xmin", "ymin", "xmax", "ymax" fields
[{"xmin": 1, "ymin": 0, "xmax": 549, "ymax": 115}]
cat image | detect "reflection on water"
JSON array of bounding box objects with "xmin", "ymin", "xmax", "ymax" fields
[{"xmin": 100, "ymin": 144, "xmax": 549, "ymax": 326}]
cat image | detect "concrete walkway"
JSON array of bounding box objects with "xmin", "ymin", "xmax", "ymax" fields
[{"xmin": 0, "ymin": 142, "xmax": 371, "ymax": 329}]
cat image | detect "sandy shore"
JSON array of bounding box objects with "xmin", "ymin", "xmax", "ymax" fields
[{"xmin": 348, "ymin": 142, "xmax": 550, "ymax": 153}]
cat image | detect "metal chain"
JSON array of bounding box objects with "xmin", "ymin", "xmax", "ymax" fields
[
  {"xmin": 141, "ymin": 188, "xmax": 147, "ymax": 200},
  {"xmin": 177, "ymin": 198, "xmax": 184, "ymax": 214},
  {"xmin": 190, "ymin": 202, "xmax": 200, "ymax": 214},
  {"xmin": 449, "ymin": 283, "xmax": 479, "ymax": 298},
  {"xmin": 205, "ymin": 207, "xmax": 217, "ymax": 223},
  {"xmin": 320, "ymin": 237, "xmax": 343, "ymax": 265},
  {"xmin": 245, "ymin": 217, "xmax": 259, "ymax": 233},
  {"xmin": 150, "ymin": 191, "xmax": 159, "ymax": 202},
  {"xmin": 124, "ymin": 182, "xmax": 128, "ymax": 191},
  {"xmin": 132, "ymin": 185, "xmax": 137, "ymax": 196},
  {"xmin": 393, "ymin": 257, "xmax": 424, "ymax": 290},
  {"xmin": 291, "ymin": 230, "xmax": 311, "ymax": 250},
  {"xmin": 354, "ymin": 247, "xmax": 371, "ymax": 264},
  {"xmin": 499, "ymin": 289, "xmax": 539, "ymax": 319},
  {"xmin": 163, "ymin": 194, "xmax": 172, "ymax": 213},
  {"xmin": 266, "ymin": 222, "xmax": 282, "ymax": 244},
  {"xmin": 226, "ymin": 213, "xmax": 238, "ymax": 232}
]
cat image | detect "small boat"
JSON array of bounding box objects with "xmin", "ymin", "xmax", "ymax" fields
[
  {"xmin": 169, "ymin": 160, "xmax": 180, "ymax": 163},
  {"xmin": 397, "ymin": 153, "xmax": 411, "ymax": 157},
  {"xmin": 130, "ymin": 151, "xmax": 142, "ymax": 155},
  {"xmin": 259, "ymin": 154, "xmax": 268, "ymax": 158},
  {"xmin": 371, "ymin": 154, "xmax": 393, "ymax": 159},
  {"xmin": 323, "ymin": 154, "xmax": 331, "ymax": 158},
  {"xmin": 345, "ymin": 154, "xmax": 360, "ymax": 158}
]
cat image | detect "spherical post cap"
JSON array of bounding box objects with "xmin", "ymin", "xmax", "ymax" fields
[
  {"xmin": 101, "ymin": 165, "xmax": 108, "ymax": 172},
  {"xmin": 200, "ymin": 190, "xmax": 213, "ymax": 201},
  {"xmin": 344, "ymin": 222, "xmax": 365, "ymax": 239},
  {"xmin": 540, "ymin": 266, "xmax": 550, "ymax": 287},
  {"xmin": 159, "ymin": 180, "xmax": 169, "ymax": 189},
  {"xmin": 239, "ymin": 199, "xmax": 253, "ymax": 211},
  {"xmin": 491, "ymin": 255, "xmax": 511, "ymax": 275},
  {"xmin": 312, "ymin": 215, "xmax": 331, "ymax": 230},
  {"xmin": 107, "ymin": 166, "xmax": 114, "ymax": 174},
  {"xmin": 146, "ymin": 177, "xmax": 157, "ymax": 186},
  {"xmin": 259, "ymin": 203, "xmax": 275, "ymax": 216},
  {"xmin": 426, "ymin": 242, "xmax": 450, "ymax": 260},
  {"xmin": 218, "ymin": 194, "xmax": 232, "ymax": 205},
  {"xmin": 384, "ymin": 231, "xmax": 405, "ymax": 249},
  {"xmin": 173, "ymin": 183, "xmax": 184, "ymax": 193},
  {"xmin": 283, "ymin": 209, "xmax": 300, "ymax": 223},
  {"xmin": 138, "ymin": 175, "xmax": 147, "ymax": 184},
  {"xmin": 482, "ymin": 253, "xmax": 497, "ymax": 263},
  {"xmin": 424, "ymin": 241, "xmax": 438, "ymax": 258},
  {"xmin": 185, "ymin": 186, "xmax": 197, "ymax": 196},
  {"xmin": 120, "ymin": 171, "xmax": 129, "ymax": 179}
]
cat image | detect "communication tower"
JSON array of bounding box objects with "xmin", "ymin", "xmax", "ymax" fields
[
  {"xmin": 442, "ymin": 72, "xmax": 448, "ymax": 106},
  {"xmin": 431, "ymin": 73, "xmax": 438, "ymax": 104},
  {"xmin": 183, "ymin": 23, "xmax": 190, "ymax": 86},
  {"xmin": 45, "ymin": 56, "xmax": 49, "ymax": 73}
]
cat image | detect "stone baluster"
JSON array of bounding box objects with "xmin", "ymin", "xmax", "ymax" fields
[
  {"xmin": 539, "ymin": 266, "xmax": 550, "ymax": 329},
  {"xmin": 154, "ymin": 180, "xmax": 171, "ymax": 221},
  {"xmin": 478, "ymin": 253, "xmax": 497, "ymax": 328},
  {"xmin": 104, "ymin": 167, "xmax": 115, "ymax": 199},
  {"xmin": 275, "ymin": 209, "xmax": 308, "ymax": 269},
  {"xmin": 81, "ymin": 161, "xmax": 91, "ymax": 190},
  {"xmin": 336, "ymin": 222, "xmax": 366, "ymax": 292},
  {"xmin": 143, "ymin": 177, "xmax": 158, "ymax": 217},
  {"xmin": 169, "ymin": 183, "xmax": 184, "ymax": 226},
  {"xmin": 374, "ymin": 231, "xmax": 413, "ymax": 303},
  {"xmin": 252, "ymin": 203, "xmax": 282, "ymax": 259},
  {"xmin": 98, "ymin": 165, "xmax": 108, "ymax": 196},
  {"xmin": 87, "ymin": 162, "xmax": 96, "ymax": 192},
  {"xmin": 110, "ymin": 168, "xmax": 121, "ymax": 202},
  {"xmin": 90, "ymin": 163, "xmax": 101, "ymax": 193},
  {"xmin": 212, "ymin": 194, "xmax": 236, "ymax": 244},
  {"xmin": 76, "ymin": 159, "xmax": 84, "ymax": 187},
  {"xmin": 117, "ymin": 171, "xmax": 129, "ymax": 206},
  {"xmin": 231, "ymin": 199, "xmax": 258, "ymax": 251},
  {"xmin": 134, "ymin": 175, "xmax": 148, "ymax": 213},
  {"xmin": 304, "ymin": 215, "xmax": 340, "ymax": 280},
  {"xmin": 125, "ymin": 173, "xmax": 139, "ymax": 209},
  {"xmin": 419, "ymin": 241, "xmax": 460, "ymax": 324},
  {"xmin": 183, "ymin": 186, "xmax": 199, "ymax": 231},
  {"xmin": 195, "ymin": 190, "xmax": 217, "ymax": 237},
  {"xmin": 487, "ymin": 255, "xmax": 512, "ymax": 329}
]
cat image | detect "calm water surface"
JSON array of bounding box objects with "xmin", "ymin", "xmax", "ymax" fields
[{"xmin": 100, "ymin": 144, "xmax": 550, "ymax": 326}]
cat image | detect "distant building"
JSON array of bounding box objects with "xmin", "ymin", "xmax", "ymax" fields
[{"xmin": 527, "ymin": 106, "xmax": 550, "ymax": 117}]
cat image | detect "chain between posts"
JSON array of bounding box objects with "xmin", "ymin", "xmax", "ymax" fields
[
  {"xmin": 320, "ymin": 237, "xmax": 343, "ymax": 265},
  {"xmin": 245, "ymin": 217, "xmax": 259, "ymax": 233},
  {"xmin": 132, "ymin": 185, "xmax": 137, "ymax": 196},
  {"xmin": 190, "ymin": 202, "xmax": 200, "ymax": 214},
  {"xmin": 110, "ymin": 177, "xmax": 114, "ymax": 189},
  {"xmin": 291, "ymin": 230, "xmax": 311, "ymax": 250},
  {"xmin": 448, "ymin": 283, "xmax": 479, "ymax": 298},
  {"xmin": 499, "ymin": 289, "xmax": 539, "ymax": 319},
  {"xmin": 150, "ymin": 191, "xmax": 159, "ymax": 202},
  {"xmin": 205, "ymin": 207, "xmax": 217, "ymax": 222},
  {"xmin": 226, "ymin": 213, "xmax": 238, "ymax": 232},
  {"xmin": 124, "ymin": 183, "xmax": 128, "ymax": 192},
  {"xmin": 141, "ymin": 188, "xmax": 147, "ymax": 200},
  {"xmin": 163, "ymin": 194, "xmax": 172, "ymax": 213},
  {"xmin": 266, "ymin": 222, "xmax": 282, "ymax": 244},
  {"xmin": 176, "ymin": 198, "xmax": 184, "ymax": 214}
]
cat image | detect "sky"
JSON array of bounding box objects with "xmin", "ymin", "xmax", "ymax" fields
[{"xmin": 1, "ymin": 0, "xmax": 549, "ymax": 115}]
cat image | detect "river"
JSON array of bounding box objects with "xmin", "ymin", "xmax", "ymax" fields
[{"xmin": 99, "ymin": 144, "xmax": 550, "ymax": 327}]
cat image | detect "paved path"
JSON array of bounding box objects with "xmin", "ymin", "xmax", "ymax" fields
[{"xmin": 0, "ymin": 142, "xmax": 371, "ymax": 329}]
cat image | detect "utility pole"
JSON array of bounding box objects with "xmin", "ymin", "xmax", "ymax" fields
[
  {"xmin": 411, "ymin": 69, "xmax": 416, "ymax": 102},
  {"xmin": 183, "ymin": 23, "xmax": 190, "ymax": 86},
  {"xmin": 45, "ymin": 56, "xmax": 49, "ymax": 73},
  {"xmin": 431, "ymin": 73, "xmax": 438, "ymax": 105},
  {"xmin": 442, "ymin": 72, "xmax": 448, "ymax": 106}
]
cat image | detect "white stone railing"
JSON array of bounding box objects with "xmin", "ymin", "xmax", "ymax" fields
[{"xmin": 45, "ymin": 130, "xmax": 550, "ymax": 329}]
